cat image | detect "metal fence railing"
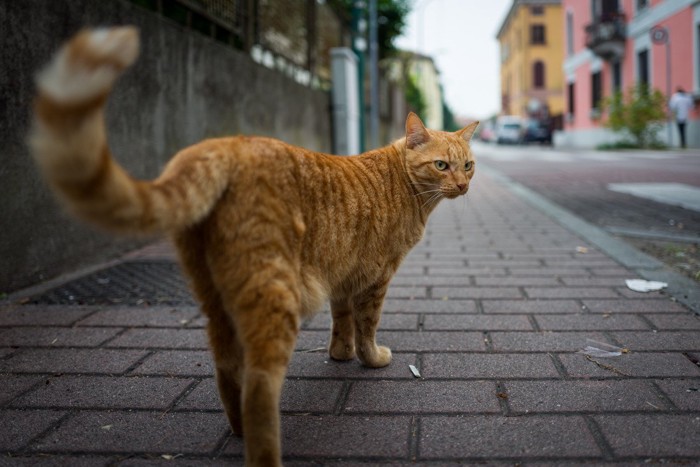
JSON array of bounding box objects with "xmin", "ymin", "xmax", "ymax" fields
[{"xmin": 129, "ymin": 0, "xmax": 351, "ymax": 88}]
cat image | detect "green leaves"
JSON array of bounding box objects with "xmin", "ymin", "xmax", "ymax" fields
[{"xmin": 602, "ymin": 83, "xmax": 667, "ymax": 148}]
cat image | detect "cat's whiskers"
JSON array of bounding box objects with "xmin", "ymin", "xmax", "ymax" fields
[{"xmin": 413, "ymin": 188, "xmax": 442, "ymax": 197}]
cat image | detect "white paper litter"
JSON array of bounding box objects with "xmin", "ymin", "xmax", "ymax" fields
[
  {"xmin": 578, "ymin": 339, "xmax": 626, "ymax": 358},
  {"xmin": 408, "ymin": 364, "xmax": 421, "ymax": 378},
  {"xmin": 625, "ymin": 279, "xmax": 668, "ymax": 293}
]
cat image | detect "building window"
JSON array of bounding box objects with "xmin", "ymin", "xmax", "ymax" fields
[
  {"xmin": 591, "ymin": 71, "xmax": 602, "ymax": 110},
  {"xmin": 531, "ymin": 25, "xmax": 546, "ymax": 44},
  {"xmin": 637, "ymin": 49, "xmax": 649, "ymax": 85},
  {"xmin": 568, "ymin": 82, "xmax": 575, "ymax": 116},
  {"xmin": 636, "ymin": 0, "xmax": 649, "ymax": 13},
  {"xmin": 531, "ymin": 6, "xmax": 544, "ymax": 15},
  {"xmin": 566, "ymin": 12, "xmax": 574, "ymax": 56},
  {"xmin": 533, "ymin": 61, "xmax": 545, "ymax": 88},
  {"xmin": 612, "ymin": 61, "xmax": 622, "ymax": 93}
]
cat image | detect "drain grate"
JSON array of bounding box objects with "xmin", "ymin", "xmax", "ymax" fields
[{"xmin": 30, "ymin": 261, "xmax": 196, "ymax": 305}]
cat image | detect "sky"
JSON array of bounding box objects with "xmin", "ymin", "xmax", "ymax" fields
[{"xmin": 395, "ymin": 0, "xmax": 512, "ymax": 120}]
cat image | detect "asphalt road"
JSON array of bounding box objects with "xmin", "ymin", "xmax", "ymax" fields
[{"xmin": 474, "ymin": 142, "xmax": 700, "ymax": 280}]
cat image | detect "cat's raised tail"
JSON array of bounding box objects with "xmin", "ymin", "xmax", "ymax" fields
[{"xmin": 30, "ymin": 27, "xmax": 230, "ymax": 234}]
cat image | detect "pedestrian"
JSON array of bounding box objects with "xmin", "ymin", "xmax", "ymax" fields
[{"xmin": 669, "ymin": 86, "xmax": 695, "ymax": 148}]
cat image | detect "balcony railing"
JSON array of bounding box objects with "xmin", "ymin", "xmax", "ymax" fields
[{"xmin": 585, "ymin": 13, "xmax": 626, "ymax": 60}]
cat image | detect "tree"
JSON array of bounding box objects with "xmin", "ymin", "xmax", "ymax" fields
[
  {"xmin": 442, "ymin": 99, "xmax": 460, "ymax": 132},
  {"xmin": 404, "ymin": 73, "xmax": 426, "ymax": 119},
  {"xmin": 603, "ymin": 83, "xmax": 667, "ymax": 148},
  {"xmin": 333, "ymin": 0, "xmax": 411, "ymax": 58}
]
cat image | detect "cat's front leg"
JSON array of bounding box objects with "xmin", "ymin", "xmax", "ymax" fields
[
  {"xmin": 329, "ymin": 298, "xmax": 355, "ymax": 360},
  {"xmin": 352, "ymin": 282, "xmax": 392, "ymax": 368}
]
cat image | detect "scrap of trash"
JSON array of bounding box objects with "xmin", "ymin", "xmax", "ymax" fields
[
  {"xmin": 578, "ymin": 339, "xmax": 629, "ymax": 358},
  {"xmin": 408, "ymin": 364, "xmax": 421, "ymax": 378},
  {"xmin": 625, "ymin": 279, "xmax": 668, "ymax": 293}
]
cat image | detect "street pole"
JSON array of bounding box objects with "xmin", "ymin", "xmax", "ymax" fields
[
  {"xmin": 651, "ymin": 26, "xmax": 672, "ymax": 146},
  {"xmin": 368, "ymin": 0, "xmax": 379, "ymax": 149},
  {"xmin": 352, "ymin": 1, "xmax": 367, "ymax": 153}
]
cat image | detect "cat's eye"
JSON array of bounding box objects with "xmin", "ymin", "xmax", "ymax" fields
[
  {"xmin": 434, "ymin": 160, "xmax": 448, "ymax": 171},
  {"xmin": 465, "ymin": 161, "xmax": 474, "ymax": 171}
]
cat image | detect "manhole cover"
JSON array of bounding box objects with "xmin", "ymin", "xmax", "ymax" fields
[{"xmin": 30, "ymin": 261, "xmax": 195, "ymax": 305}]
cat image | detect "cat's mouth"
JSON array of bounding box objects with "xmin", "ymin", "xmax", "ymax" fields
[{"xmin": 442, "ymin": 188, "xmax": 467, "ymax": 199}]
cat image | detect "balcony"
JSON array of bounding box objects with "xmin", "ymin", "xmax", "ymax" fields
[{"xmin": 585, "ymin": 13, "xmax": 626, "ymax": 61}]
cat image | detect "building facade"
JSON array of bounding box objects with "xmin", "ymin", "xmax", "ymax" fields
[
  {"xmin": 497, "ymin": 0, "xmax": 565, "ymax": 127},
  {"xmin": 559, "ymin": 0, "xmax": 700, "ymax": 148}
]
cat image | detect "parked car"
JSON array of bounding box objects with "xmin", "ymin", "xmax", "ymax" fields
[
  {"xmin": 495, "ymin": 116, "xmax": 522, "ymax": 144},
  {"xmin": 479, "ymin": 123, "xmax": 496, "ymax": 143},
  {"xmin": 522, "ymin": 120, "xmax": 552, "ymax": 144}
]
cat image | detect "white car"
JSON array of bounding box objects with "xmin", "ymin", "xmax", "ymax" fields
[{"xmin": 496, "ymin": 116, "xmax": 522, "ymax": 144}]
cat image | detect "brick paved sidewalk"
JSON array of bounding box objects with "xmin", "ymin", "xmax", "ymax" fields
[{"xmin": 1, "ymin": 170, "xmax": 699, "ymax": 465}]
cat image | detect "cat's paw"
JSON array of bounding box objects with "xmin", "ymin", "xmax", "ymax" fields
[
  {"xmin": 359, "ymin": 345, "xmax": 392, "ymax": 368},
  {"xmin": 36, "ymin": 26, "xmax": 140, "ymax": 103},
  {"xmin": 329, "ymin": 341, "xmax": 356, "ymax": 361}
]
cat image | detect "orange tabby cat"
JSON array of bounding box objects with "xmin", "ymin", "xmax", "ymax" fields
[{"xmin": 30, "ymin": 27, "xmax": 478, "ymax": 466}]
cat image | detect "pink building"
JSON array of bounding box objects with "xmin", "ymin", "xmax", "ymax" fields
[{"xmin": 559, "ymin": 0, "xmax": 700, "ymax": 148}]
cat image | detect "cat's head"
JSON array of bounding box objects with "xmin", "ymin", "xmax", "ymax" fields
[{"xmin": 403, "ymin": 113, "xmax": 479, "ymax": 203}]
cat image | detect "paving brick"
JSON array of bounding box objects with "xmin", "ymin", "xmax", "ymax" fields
[
  {"xmin": 287, "ymin": 352, "xmax": 417, "ymax": 379},
  {"xmin": 383, "ymin": 299, "xmax": 477, "ymax": 313},
  {"xmin": 0, "ymin": 409, "xmax": 65, "ymax": 450},
  {"xmin": 379, "ymin": 331, "xmax": 485, "ymax": 352},
  {"xmin": 177, "ymin": 377, "xmax": 342, "ymax": 415},
  {"xmin": 281, "ymin": 379, "xmax": 344, "ymax": 413},
  {"xmin": 427, "ymin": 266, "xmax": 508, "ymax": 276},
  {"xmin": 302, "ymin": 312, "xmax": 419, "ymax": 331},
  {"xmin": 583, "ymin": 299, "xmax": 688, "ymax": 313},
  {"xmin": 0, "ymin": 375, "xmax": 44, "ymax": 405},
  {"xmin": 77, "ymin": 306, "xmax": 199, "ymax": 327},
  {"xmin": 590, "ymin": 267, "xmax": 635, "ymax": 277},
  {"xmin": 176, "ymin": 378, "xmax": 221, "ymax": 411},
  {"xmin": 385, "ymin": 286, "xmax": 426, "ymax": 299},
  {"xmin": 560, "ymin": 277, "xmax": 630, "ymax": 287},
  {"xmin": 490, "ymin": 332, "xmax": 611, "ymax": 352},
  {"xmin": 32, "ymin": 411, "xmax": 228, "ymax": 454},
  {"xmin": 0, "ymin": 348, "xmax": 14, "ymax": 359},
  {"xmin": 505, "ymin": 380, "xmax": 667, "ymax": 413},
  {"xmin": 0, "ymin": 349, "xmax": 148, "ymax": 374},
  {"xmin": 559, "ymin": 352, "xmax": 700, "ymax": 378},
  {"xmin": 344, "ymin": 380, "xmax": 500, "ymax": 414},
  {"xmin": 419, "ymin": 415, "xmax": 600, "ymax": 459},
  {"xmin": 594, "ymin": 414, "xmax": 700, "ymax": 457},
  {"xmin": 482, "ymin": 300, "xmax": 582, "ymax": 314},
  {"xmin": 525, "ymin": 287, "xmax": 620, "ymax": 299},
  {"xmin": 645, "ymin": 313, "xmax": 700, "ymax": 330},
  {"xmin": 131, "ymin": 350, "xmax": 214, "ymax": 376},
  {"xmin": 422, "ymin": 314, "xmax": 532, "ymax": 331},
  {"xmin": 11, "ymin": 376, "xmax": 192, "ymax": 409},
  {"xmin": 654, "ymin": 379, "xmax": 700, "ymax": 410},
  {"xmin": 534, "ymin": 314, "xmax": 649, "ymax": 331},
  {"xmin": 106, "ymin": 329, "xmax": 208, "ymax": 349},
  {"xmin": 0, "ymin": 455, "xmax": 111, "ymax": 466},
  {"xmin": 0, "ymin": 305, "xmax": 94, "ymax": 326},
  {"xmin": 475, "ymin": 277, "xmax": 561, "ymax": 286},
  {"xmin": 422, "ymin": 353, "xmax": 560, "ymax": 379},
  {"xmin": 0, "ymin": 327, "xmax": 121, "ymax": 348},
  {"xmin": 432, "ymin": 287, "xmax": 523, "ymax": 299},
  {"xmin": 510, "ymin": 267, "xmax": 591, "ymax": 277},
  {"xmin": 615, "ymin": 288, "xmax": 668, "ymax": 299},
  {"xmin": 610, "ymin": 331, "xmax": 700, "ymax": 351},
  {"xmin": 280, "ymin": 415, "xmax": 410, "ymax": 458}
]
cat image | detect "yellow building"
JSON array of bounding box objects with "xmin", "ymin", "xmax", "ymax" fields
[{"xmin": 497, "ymin": 0, "xmax": 564, "ymax": 127}]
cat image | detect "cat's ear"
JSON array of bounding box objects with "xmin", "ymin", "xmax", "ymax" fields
[
  {"xmin": 405, "ymin": 112, "xmax": 430, "ymax": 149},
  {"xmin": 457, "ymin": 121, "xmax": 480, "ymax": 142}
]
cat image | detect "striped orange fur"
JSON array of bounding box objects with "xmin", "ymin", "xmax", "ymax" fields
[{"xmin": 30, "ymin": 27, "xmax": 479, "ymax": 467}]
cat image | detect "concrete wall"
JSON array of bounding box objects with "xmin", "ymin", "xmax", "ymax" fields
[{"xmin": 0, "ymin": 0, "xmax": 332, "ymax": 293}]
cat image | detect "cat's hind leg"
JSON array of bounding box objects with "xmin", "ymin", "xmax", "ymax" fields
[
  {"xmin": 173, "ymin": 230, "xmax": 244, "ymax": 435},
  {"xmin": 352, "ymin": 281, "xmax": 392, "ymax": 368},
  {"xmin": 329, "ymin": 298, "xmax": 356, "ymax": 360},
  {"xmin": 225, "ymin": 263, "xmax": 301, "ymax": 467}
]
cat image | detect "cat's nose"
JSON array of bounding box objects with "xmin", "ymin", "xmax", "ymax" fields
[{"xmin": 457, "ymin": 183, "xmax": 466, "ymax": 192}]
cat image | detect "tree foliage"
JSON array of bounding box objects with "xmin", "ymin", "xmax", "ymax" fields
[
  {"xmin": 603, "ymin": 83, "xmax": 667, "ymax": 148},
  {"xmin": 404, "ymin": 74, "xmax": 426, "ymax": 119},
  {"xmin": 334, "ymin": 0, "xmax": 411, "ymax": 58}
]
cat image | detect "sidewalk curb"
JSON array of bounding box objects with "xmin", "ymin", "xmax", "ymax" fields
[{"xmin": 481, "ymin": 164, "xmax": 700, "ymax": 315}]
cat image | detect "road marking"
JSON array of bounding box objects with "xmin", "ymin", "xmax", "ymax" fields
[{"xmin": 607, "ymin": 182, "xmax": 700, "ymax": 212}]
